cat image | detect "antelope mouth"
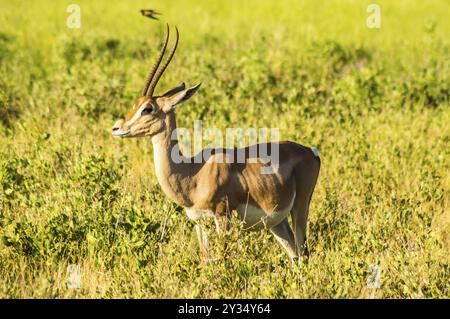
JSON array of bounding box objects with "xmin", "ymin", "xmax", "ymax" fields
[{"xmin": 111, "ymin": 128, "xmax": 130, "ymax": 138}]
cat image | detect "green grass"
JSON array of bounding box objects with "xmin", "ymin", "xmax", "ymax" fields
[{"xmin": 0, "ymin": 0, "xmax": 449, "ymax": 298}]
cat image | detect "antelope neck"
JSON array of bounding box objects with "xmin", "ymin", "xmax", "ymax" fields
[{"xmin": 151, "ymin": 111, "xmax": 194, "ymax": 207}]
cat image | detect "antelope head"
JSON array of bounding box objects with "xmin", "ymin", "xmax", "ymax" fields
[{"xmin": 112, "ymin": 25, "xmax": 200, "ymax": 138}]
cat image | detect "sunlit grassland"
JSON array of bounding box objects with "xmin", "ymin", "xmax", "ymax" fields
[{"xmin": 0, "ymin": 0, "xmax": 449, "ymax": 298}]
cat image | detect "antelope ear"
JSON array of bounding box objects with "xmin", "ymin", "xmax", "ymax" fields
[
  {"xmin": 162, "ymin": 82, "xmax": 186, "ymax": 97},
  {"xmin": 156, "ymin": 83, "xmax": 201, "ymax": 113}
]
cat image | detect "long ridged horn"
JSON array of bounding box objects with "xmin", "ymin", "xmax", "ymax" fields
[
  {"xmin": 146, "ymin": 26, "xmax": 179, "ymax": 97},
  {"xmin": 141, "ymin": 24, "xmax": 170, "ymax": 96}
]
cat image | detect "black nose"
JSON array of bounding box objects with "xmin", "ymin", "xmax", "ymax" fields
[{"xmin": 112, "ymin": 127, "xmax": 119, "ymax": 131}]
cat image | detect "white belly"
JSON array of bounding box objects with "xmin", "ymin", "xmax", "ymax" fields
[
  {"xmin": 185, "ymin": 208, "xmax": 214, "ymax": 222},
  {"xmin": 185, "ymin": 193, "xmax": 296, "ymax": 230},
  {"xmin": 237, "ymin": 193, "xmax": 296, "ymax": 230}
]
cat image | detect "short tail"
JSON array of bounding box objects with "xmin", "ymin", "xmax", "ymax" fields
[
  {"xmin": 306, "ymin": 147, "xmax": 321, "ymax": 206},
  {"xmin": 311, "ymin": 147, "xmax": 321, "ymax": 170}
]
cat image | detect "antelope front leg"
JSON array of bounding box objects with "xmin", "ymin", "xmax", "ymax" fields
[
  {"xmin": 214, "ymin": 215, "xmax": 231, "ymax": 236},
  {"xmin": 214, "ymin": 200, "xmax": 231, "ymax": 236},
  {"xmin": 214, "ymin": 201, "xmax": 231, "ymax": 261},
  {"xmin": 215, "ymin": 215, "xmax": 231, "ymax": 259},
  {"xmin": 195, "ymin": 224, "xmax": 210, "ymax": 260}
]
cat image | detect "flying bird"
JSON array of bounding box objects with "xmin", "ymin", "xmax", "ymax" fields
[{"xmin": 139, "ymin": 9, "xmax": 161, "ymax": 20}]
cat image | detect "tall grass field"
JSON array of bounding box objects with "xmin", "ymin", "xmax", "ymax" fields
[{"xmin": 0, "ymin": 0, "xmax": 448, "ymax": 298}]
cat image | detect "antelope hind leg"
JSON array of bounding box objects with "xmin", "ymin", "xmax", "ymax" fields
[{"xmin": 270, "ymin": 218, "xmax": 299, "ymax": 263}]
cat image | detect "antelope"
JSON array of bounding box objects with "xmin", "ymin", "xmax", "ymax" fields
[{"xmin": 112, "ymin": 25, "xmax": 321, "ymax": 262}]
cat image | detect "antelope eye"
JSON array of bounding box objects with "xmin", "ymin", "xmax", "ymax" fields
[{"xmin": 141, "ymin": 105, "xmax": 154, "ymax": 115}]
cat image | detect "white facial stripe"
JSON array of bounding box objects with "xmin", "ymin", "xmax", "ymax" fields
[{"xmin": 126, "ymin": 103, "xmax": 149, "ymax": 126}]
